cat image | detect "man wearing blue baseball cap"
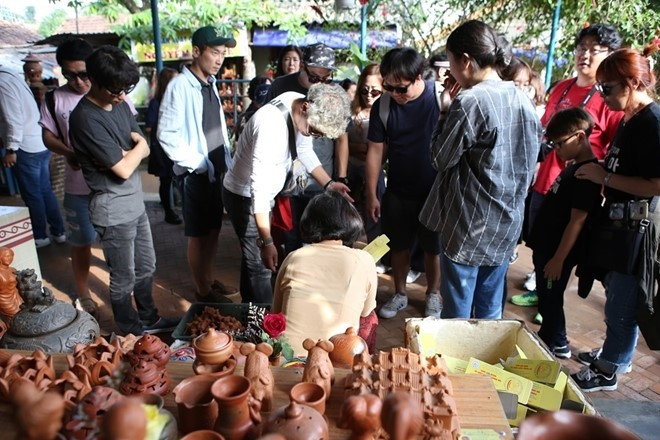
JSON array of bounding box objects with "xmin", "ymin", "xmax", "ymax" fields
[{"xmin": 158, "ymin": 25, "xmax": 238, "ymax": 302}]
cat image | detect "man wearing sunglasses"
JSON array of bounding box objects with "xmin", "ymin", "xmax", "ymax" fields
[
  {"xmin": 365, "ymin": 47, "xmax": 443, "ymax": 320},
  {"xmin": 265, "ymin": 43, "xmax": 350, "ymax": 254},
  {"xmin": 69, "ymin": 46, "xmax": 177, "ymax": 335}
]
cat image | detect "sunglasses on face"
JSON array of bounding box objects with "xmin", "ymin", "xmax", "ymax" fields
[
  {"xmin": 596, "ymin": 82, "xmax": 620, "ymax": 96},
  {"xmin": 304, "ymin": 66, "xmax": 333, "ymax": 84},
  {"xmin": 62, "ymin": 71, "xmax": 89, "ymax": 81},
  {"xmin": 106, "ymin": 84, "xmax": 136, "ymax": 97},
  {"xmin": 382, "ymin": 80, "xmax": 413, "ymax": 95},
  {"xmin": 547, "ymin": 131, "xmax": 580, "ymax": 149},
  {"xmin": 360, "ymin": 87, "xmax": 382, "ymax": 98}
]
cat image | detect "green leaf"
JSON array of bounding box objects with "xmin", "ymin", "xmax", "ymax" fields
[{"xmin": 281, "ymin": 344, "xmax": 295, "ymax": 362}]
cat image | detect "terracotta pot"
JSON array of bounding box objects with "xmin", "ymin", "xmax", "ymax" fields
[
  {"xmin": 210, "ymin": 375, "xmax": 260, "ymax": 440},
  {"xmin": 289, "ymin": 382, "xmax": 326, "ymax": 415},
  {"xmin": 328, "ymin": 327, "xmax": 368, "ymax": 368},
  {"xmin": 173, "ymin": 375, "xmax": 219, "ymax": 434},
  {"xmin": 518, "ymin": 410, "xmax": 639, "ymax": 440},
  {"xmin": 268, "ymin": 354, "xmax": 281, "ymax": 366},
  {"xmin": 263, "ymin": 401, "xmax": 328, "ymax": 440},
  {"xmin": 193, "ymin": 357, "xmax": 237, "ymax": 378},
  {"xmin": 193, "ymin": 329, "xmax": 233, "ymax": 365},
  {"xmin": 180, "ymin": 430, "xmax": 225, "ymax": 440}
]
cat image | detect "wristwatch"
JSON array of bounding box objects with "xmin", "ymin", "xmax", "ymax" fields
[{"xmin": 256, "ymin": 237, "xmax": 274, "ymax": 249}]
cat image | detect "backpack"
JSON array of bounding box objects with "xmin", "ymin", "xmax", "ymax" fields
[
  {"xmin": 378, "ymin": 80, "xmax": 444, "ymax": 135},
  {"xmin": 44, "ymin": 89, "xmax": 65, "ymax": 141}
]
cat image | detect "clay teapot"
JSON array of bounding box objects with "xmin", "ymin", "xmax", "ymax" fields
[
  {"xmin": 328, "ymin": 327, "xmax": 368, "ymax": 368},
  {"xmin": 193, "ymin": 328, "xmax": 233, "ymax": 365},
  {"xmin": 518, "ymin": 410, "xmax": 639, "ymax": 440},
  {"xmin": 263, "ymin": 401, "xmax": 328, "ymax": 440}
]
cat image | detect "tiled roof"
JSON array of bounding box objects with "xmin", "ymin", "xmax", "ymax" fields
[
  {"xmin": 56, "ymin": 14, "xmax": 128, "ymax": 35},
  {"xmin": 0, "ymin": 20, "xmax": 41, "ymax": 46}
]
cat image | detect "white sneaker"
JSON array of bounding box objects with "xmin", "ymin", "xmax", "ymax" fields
[
  {"xmin": 524, "ymin": 272, "xmax": 537, "ymax": 291},
  {"xmin": 406, "ymin": 270, "xmax": 421, "ymax": 284},
  {"xmin": 379, "ymin": 293, "xmax": 408, "ymax": 319},
  {"xmin": 35, "ymin": 237, "xmax": 51, "ymax": 248},
  {"xmin": 53, "ymin": 233, "xmax": 67, "ymax": 244},
  {"xmin": 375, "ymin": 263, "xmax": 391, "ymax": 274},
  {"xmin": 425, "ymin": 292, "xmax": 442, "ymax": 318}
]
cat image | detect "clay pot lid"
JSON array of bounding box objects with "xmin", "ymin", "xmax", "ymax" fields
[
  {"xmin": 10, "ymin": 301, "xmax": 77, "ymax": 336},
  {"xmin": 193, "ymin": 329, "xmax": 232, "ymax": 352}
]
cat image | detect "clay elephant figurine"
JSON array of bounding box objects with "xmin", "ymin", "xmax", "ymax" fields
[
  {"xmin": 302, "ymin": 338, "xmax": 335, "ymax": 399},
  {"xmin": 381, "ymin": 392, "xmax": 424, "ymax": 440},
  {"xmin": 339, "ymin": 393, "xmax": 383, "ymax": 440},
  {"xmin": 240, "ymin": 342, "xmax": 274, "ymax": 412}
]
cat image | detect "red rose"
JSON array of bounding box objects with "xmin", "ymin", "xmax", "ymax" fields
[{"xmin": 263, "ymin": 313, "xmax": 286, "ymax": 338}]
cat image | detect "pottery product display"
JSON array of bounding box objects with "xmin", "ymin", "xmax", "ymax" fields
[
  {"xmin": 10, "ymin": 378, "xmax": 66, "ymax": 440},
  {"xmin": 0, "ymin": 247, "xmax": 22, "ymax": 319},
  {"xmin": 240, "ymin": 342, "xmax": 274, "ymax": 412},
  {"xmin": 181, "ymin": 430, "xmax": 226, "ymax": 440},
  {"xmin": 0, "ymin": 269, "xmax": 99, "ymax": 353},
  {"xmin": 0, "ymin": 349, "xmax": 56, "ymax": 399},
  {"xmin": 48, "ymin": 369, "xmax": 93, "ymax": 414},
  {"xmin": 67, "ymin": 336, "xmax": 123, "ymax": 387},
  {"xmin": 381, "ymin": 392, "xmax": 425, "ymax": 440},
  {"xmin": 174, "ymin": 374, "xmax": 219, "ymax": 434},
  {"xmin": 101, "ymin": 397, "xmax": 148, "ymax": 440},
  {"xmin": 263, "ymin": 401, "xmax": 328, "ymax": 440},
  {"xmin": 193, "ymin": 328, "xmax": 234, "ymax": 365},
  {"xmin": 120, "ymin": 358, "xmax": 171, "ymax": 396},
  {"xmin": 328, "ymin": 327, "xmax": 368, "ymax": 368},
  {"xmin": 211, "ymin": 375, "xmax": 262, "ymax": 440},
  {"xmin": 65, "ymin": 386, "xmax": 124, "ymax": 440},
  {"xmin": 338, "ymin": 393, "xmax": 383, "ymax": 440},
  {"xmin": 345, "ymin": 347, "xmax": 460, "ymax": 439},
  {"xmin": 302, "ymin": 338, "xmax": 335, "ymax": 400},
  {"xmin": 193, "ymin": 356, "xmax": 237, "ymax": 377},
  {"xmin": 517, "ymin": 410, "xmax": 639, "ymax": 440},
  {"xmin": 289, "ymin": 381, "xmax": 326, "ymax": 416},
  {"xmin": 128, "ymin": 333, "xmax": 171, "ymax": 368}
]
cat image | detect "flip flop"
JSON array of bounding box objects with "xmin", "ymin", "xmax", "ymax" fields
[{"xmin": 75, "ymin": 297, "xmax": 100, "ymax": 320}]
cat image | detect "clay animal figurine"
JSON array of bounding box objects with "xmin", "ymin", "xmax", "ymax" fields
[
  {"xmin": 17, "ymin": 268, "xmax": 55, "ymax": 310},
  {"xmin": 240, "ymin": 342, "xmax": 274, "ymax": 412},
  {"xmin": 302, "ymin": 338, "xmax": 335, "ymax": 399},
  {"xmin": 0, "ymin": 247, "xmax": 21, "ymax": 319},
  {"xmin": 380, "ymin": 392, "xmax": 424, "ymax": 440},
  {"xmin": 10, "ymin": 379, "xmax": 65, "ymax": 440},
  {"xmin": 339, "ymin": 393, "xmax": 383, "ymax": 440}
]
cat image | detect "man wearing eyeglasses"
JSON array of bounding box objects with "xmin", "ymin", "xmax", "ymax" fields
[
  {"xmin": 510, "ymin": 23, "xmax": 625, "ymax": 312},
  {"xmin": 365, "ymin": 47, "xmax": 443, "ymax": 320},
  {"xmin": 158, "ymin": 25, "xmax": 238, "ymax": 303}
]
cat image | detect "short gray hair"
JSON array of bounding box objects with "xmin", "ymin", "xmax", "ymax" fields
[{"xmin": 306, "ymin": 83, "xmax": 351, "ymax": 139}]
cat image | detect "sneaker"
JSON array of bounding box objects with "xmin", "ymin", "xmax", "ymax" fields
[
  {"xmin": 164, "ymin": 211, "xmax": 183, "ymax": 225},
  {"xmin": 53, "ymin": 233, "xmax": 67, "ymax": 244},
  {"xmin": 533, "ymin": 312, "xmax": 543, "ymax": 325},
  {"xmin": 523, "ymin": 272, "xmax": 537, "ymax": 291},
  {"xmin": 406, "ymin": 270, "xmax": 421, "ymax": 284},
  {"xmin": 425, "ymin": 292, "xmax": 442, "ymax": 318},
  {"xmin": 143, "ymin": 316, "xmax": 181, "ymax": 335},
  {"xmin": 510, "ymin": 291, "xmax": 539, "ymax": 307},
  {"xmin": 552, "ymin": 345, "xmax": 571, "ymax": 359},
  {"xmin": 379, "ymin": 293, "xmax": 408, "ymax": 319},
  {"xmin": 577, "ymin": 348, "xmax": 632, "ymax": 373},
  {"xmin": 509, "ymin": 251, "xmax": 519, "ymax": 264},
  {"xmin": 35, "ymin": 237, "xmax": 51, "ymax": 248},
  {"xmin": 571, "ymin": 365, "xmax": 617, "ymax": 392},
  {"xmin": 375, "ymin": 263, "xmax": 391, "ymax": 274}
]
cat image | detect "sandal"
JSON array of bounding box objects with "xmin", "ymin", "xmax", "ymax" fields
[{"xmin": 75, "ymin": 297, "xmax": 100, "ymax": 320}]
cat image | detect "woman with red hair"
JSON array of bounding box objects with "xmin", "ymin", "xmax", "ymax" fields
[{"xmin": 574, "ymin": 45, "xmax": 660, "ymax": 392}]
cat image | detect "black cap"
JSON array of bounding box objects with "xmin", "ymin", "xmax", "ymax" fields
[
  {"xmin": 303, "ymin": 43, "xmax": 336, "ymax": 71},
  {"xmin": 192, "ymin": 26, "xmax": 237, "ymax": 48}
]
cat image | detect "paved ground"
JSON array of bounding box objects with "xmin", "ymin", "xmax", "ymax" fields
[{"xmin": 2, "ymin": 171, "xmax": 659, "ymax": 409}]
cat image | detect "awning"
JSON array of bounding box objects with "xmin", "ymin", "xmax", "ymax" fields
[{"xmin": 252, "ymin": 25, "xmax": 399, "ymax": 49}]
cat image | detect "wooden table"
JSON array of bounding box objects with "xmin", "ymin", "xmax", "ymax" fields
[{"xmin": 1, "ymin": 354, "xmax": 513, "ymax": 439}]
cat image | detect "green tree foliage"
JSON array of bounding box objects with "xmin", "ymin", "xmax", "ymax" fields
[{"xmin": 38, "ymin": 9, "xmax": 68, "ymax": 37}]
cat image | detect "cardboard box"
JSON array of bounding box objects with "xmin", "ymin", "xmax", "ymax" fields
[
  {"xmin": 465, "ymin": 358, "xmax": 533, "ymax": 404},
  {"xmin": 508, "ymin": 404, "xmax": 536, "ymax": 427},
  {"xmin": 504, "ymin": 357, "xmax": 562, "ymax": 384},
  {"xmin": 404, "ymin": 318, "xmax": 595, "ymax": 415}
]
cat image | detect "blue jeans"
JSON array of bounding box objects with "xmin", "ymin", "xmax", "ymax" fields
[
  {"xmin": 14, "ymin": 149, "xmax": 64, "ymax": 239},
  {"xmin": 439, "ymin": 251, "xmax": 508, "ymax": 318},
  {"xmin": 595, "ymin": 271, "xmax": 640, "ymax": 374},
  {"xmin": 63, "ymin": 193, "xmax": 97, "ymax": 247},
  {"xmin": 222, "ymin": 188, "xmax": 273, "ymax": 303},
  {"xmin": 95, "ymin": 212, "xmax": 158, "ymax": 335}
]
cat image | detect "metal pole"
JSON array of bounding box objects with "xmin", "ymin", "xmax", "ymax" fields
[
  {"xmin": 545, "ymin": 0, "xmax": 562, "ymax": 89},
  {"xmin": 360, "ymin": 4, "xmax": 368, "ymax": 58},
  {"xmin": 150, "ymin": 0, "xmax": 163, "ymax": 72}
]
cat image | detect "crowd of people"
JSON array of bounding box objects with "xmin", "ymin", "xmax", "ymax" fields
[{"xmin": 0, "ymin": 19, "xmax": 658, "ymax": 395}]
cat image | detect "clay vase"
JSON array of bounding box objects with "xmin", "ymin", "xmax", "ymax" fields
[
  {"xmin": 518, "ymin": 410, "xmax": 639, "ymax": 440},
  {"xmin": 328, "ymin": 327, "xmax": 368, "ymax": 368},
  {"xmin": 174, "ymin": 374, "xmax": 219, "ymax": 434},
  {"xmin": 193, "ymin": 329, "xmax": 233, "ymax": 365},
  {"xmin": 193, "ymin": 356, "xmax": 237, "ymax": 377},
  {"xmin": 211, "ymin": 375, "xmax": 261, "ymax": 440},
  {"xmin": 289, "ymin": 382, "xmax": 326, "ymax": 416},
  {"xmin": 180, "ymin": 431, "xmax": 226, "ymax": 440},
  {"xmin": 263, "ymin": 401, "xmax": 328, "ymax": 440}
]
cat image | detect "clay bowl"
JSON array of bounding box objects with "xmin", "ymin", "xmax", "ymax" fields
[
  {"xmin": 130, "ymin": 393, "xmax": 164, "ymax": 409},
  {"xmin": 180, "ymin": 430, "xmax": 225, "ymax": 440},
  {"xmin": 192, "ymin": 357, "xmax": 237, "ymax": 378},
  {"xmin": 173, "ymin": 375, "xmax": 219, "ymax": 434},
  {"xmin": 289, "ymin": 382, "xmax": 326, "ymax": 415},
  {"xmin": 192, "ymin": 329, "xmax": 233, "ymax": 366}
]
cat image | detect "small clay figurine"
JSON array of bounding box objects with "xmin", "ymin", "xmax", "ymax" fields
[
  {"xmin": 302, "ymin": 338, "xmax": 335, "ymax": 399},
  {"xmin": 380, "ymin": 392, "xmax": 424, "ymax": 440},
  {"xmin": 101, "ymin": 397, "xmax": 147, "ymax": 440},
  {"xmin": 338, "ymin": 393, "xmax": 383, "ymax": 440},
  {"xmin": 120, "ymin": 358, "xmax": 171, "ymax": 396},
  {"xmin": 128, "ymin": 334, "xmax": 171, "ymax": 368},
  {"xmin": 17, "ymin": 268, "xmax": 55, "ymax": 310},
  {"xmin": 11, "ymin": 379, "xmax": 65, "ymax": 440},
  {"xmin": 0, "ymin": 247, "xmax": 21, "ymax": 319},
  {"xmin": 240, "ymin": 342, "xmax": 274, "ymax": 412}
]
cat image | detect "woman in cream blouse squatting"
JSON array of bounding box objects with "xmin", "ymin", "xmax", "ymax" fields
[{"xmin": 272, "ymin": 191, "xmax": 377, "ymax": 356}]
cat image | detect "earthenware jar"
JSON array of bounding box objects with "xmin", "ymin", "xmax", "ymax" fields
[
  {"xmin": 174, "ymin": 374, "xmax": 219, "ymax": 434},
  {"xmin": 210, "ymin": 375, "xmax": 261, "ymax": 440},
  {"xmin": 193, "ymin": 329, "xmax": 233, "ymax": 366},
  {"xmin": 328, "ymin": 327, "xmax": 368, "ymax": 368},
  {"xmin": 180, "ymin": 430, "xmax": 226, "ymax": 440},
  {"xmin": 289, "ymin": 382, "xmax": 326, "ymax": 416},
  {"xmin": 263, "ymin": 401, "xmax": 328, "ymax": 440}
]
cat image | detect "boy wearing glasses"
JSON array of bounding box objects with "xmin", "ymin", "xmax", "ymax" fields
[
  {"xmin": 526, "ymin": 108, "xmax": 601, "ymax": 358},
  {"xmin": 511, "ymin": 23, "xmax": 624, "ymax": 311},
  {"xmin": 69, "ymin": 46, "xmax": 177, "ymax": 335}
]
